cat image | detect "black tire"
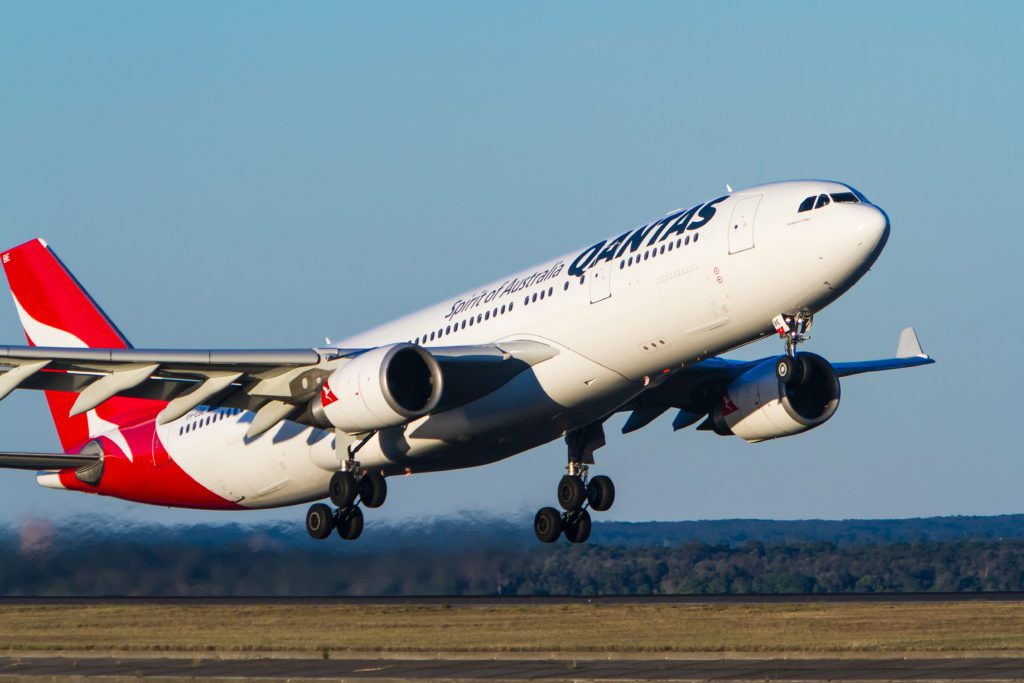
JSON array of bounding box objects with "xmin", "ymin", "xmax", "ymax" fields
[
  {"xmin": 329, "ymin": 471, "xmax": 357, "ymax": 508},
  {"xmin": 534, "ymin": 507, "xmax": 563, "ymax": 543},
  {"xmin": 564, "ymin": 509, "xmax": 592, "ymax": 544},
  {"xmin": 557, "ymin": 475, "xmax": 586, "ymax": 511},
  {"xmin": 336, "ymin": 506, "xmax": 364, "ymax": 541},
  {"xmin": 305, "ymin": 503, "xmax": 335, "ymax": 540},
  {"xmin": 587, "ymin": 475, "xmax": 615, "ymax": 512},
  {"xmin": 358, "ymin": 472, "xmax": 387, "ymax": 508}
]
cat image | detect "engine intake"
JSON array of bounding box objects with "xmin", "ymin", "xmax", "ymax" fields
[
  {"xmin": 706, "ymin": 352, "xmax": 840, "ymax": 442},
  {"xmin": 310, "ymin": 343, "xmax": 443, "ymax": 433}
]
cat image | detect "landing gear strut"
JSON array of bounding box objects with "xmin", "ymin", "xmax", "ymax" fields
[
  {"xmin": 773, "ymin": 312, "xmax": 813, "ymax": 384},
  {"xmin": 307, "ymin": 439, "xmax": 388, "ymax": 542},
  {"xmin": 534, "ymin": 423, "xmax": 615, "ymax": 544}
]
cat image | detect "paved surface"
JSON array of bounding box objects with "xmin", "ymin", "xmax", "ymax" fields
[
  {"xmin": 3, "ymin": 657, "xmax": 1024, "ymax": 681},
  {"xmin": 1, "ymin": 592, "xmax": 1023, "ymax": 607}
]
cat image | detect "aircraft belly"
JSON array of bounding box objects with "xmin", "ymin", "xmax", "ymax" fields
[{"xmin": 354, "ymin": 343, "xmax": 637, "ymax": 472}]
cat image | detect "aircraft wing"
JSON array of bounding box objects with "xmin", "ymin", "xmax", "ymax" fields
[
  {"xmin": 620, "ymin": 327, "xmax": 934, "ymax": 434},
  {"xmin": 0, "ymin": 340, "xmax": 557, "ymax": 438}
]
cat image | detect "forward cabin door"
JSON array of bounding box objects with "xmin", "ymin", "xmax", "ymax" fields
[
  {"xmin": 728, "ymin": 195, "xmax": 761, "ymax": 254},
  {"xmin": 589, "ymin": 261, "xmax": 612, "ymax": 303}
]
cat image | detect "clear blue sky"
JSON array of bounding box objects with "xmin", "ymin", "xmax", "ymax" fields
[{"xmin": 0, "ymin": 2, "xmax": 1021, "ymax": 528}]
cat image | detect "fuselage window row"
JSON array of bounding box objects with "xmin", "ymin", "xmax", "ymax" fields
[
  {"xmin": 414, "ymin": 294, "xmax": 536, "ymax": 345},
  {"xmin": 178, "ymin": 408, "xmax": 241, "ymax": 435},
  {"xmin": 619, "ymin": 233, "xmax": 697, "ymax": 270}
]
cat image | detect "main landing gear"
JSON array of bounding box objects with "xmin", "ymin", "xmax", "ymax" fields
[
  {"xmin": 534, "ymin": 423, "xmax": 615, "ymax": 544},
  {"xmin": 305, "ymin": 463, "xmax": 387, "ymax": 542}
]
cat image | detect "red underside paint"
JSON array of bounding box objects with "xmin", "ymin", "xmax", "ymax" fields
[{"xmin": 56, "ymin": 407, "xmax": 243, "ymax": 510}]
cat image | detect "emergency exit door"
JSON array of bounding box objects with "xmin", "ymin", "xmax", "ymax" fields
[
  {"xmin": 589, "ymin": 261, "xmax": 612, "ymax": 303},
  {"xmin": 728, "ymin": 195, "xmax": 761, "ymax": 254}
]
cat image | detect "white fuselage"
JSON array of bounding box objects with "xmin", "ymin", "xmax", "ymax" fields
[{"xmin": 154, "ymin": 180, "xmax": 889, "ymax": 509}]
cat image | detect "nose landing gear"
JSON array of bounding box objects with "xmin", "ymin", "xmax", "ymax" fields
[
  {"xmin": 534, "ymin": 423, "xmax": 615, "ymax": 544},
  {"xmin": 773, "ymin": 312, "xmax": 813, "ymax": 358}
]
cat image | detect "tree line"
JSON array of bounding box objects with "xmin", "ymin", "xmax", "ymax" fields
[{"xmin": 3, "ymin": 516, "xmax": 1024, "ymax": 595}]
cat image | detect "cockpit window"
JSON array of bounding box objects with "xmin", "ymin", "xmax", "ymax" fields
[
  {"xmin": 798, "ymin": 196, "xmax": 815, "ymax": 213},
  {"xmin": 814, "ymin": 194, "xmax": 830, "ymax": 209},
  {"xmin": 845, "ymin": 185, "xmax": 869, "ymax": 203},
  {"xmin": 830, "ymin": 192, "xmax": 859, "ymax": 204}
]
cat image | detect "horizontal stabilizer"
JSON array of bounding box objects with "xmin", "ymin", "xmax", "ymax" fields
[{"xmin": 0, "ymin": 451, "xmax": 100, "ymax": 471}]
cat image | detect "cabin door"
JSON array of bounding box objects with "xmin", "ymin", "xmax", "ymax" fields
[{"xmin": 728, "ymin": 195, "xmax": 761, "ymax": 254}]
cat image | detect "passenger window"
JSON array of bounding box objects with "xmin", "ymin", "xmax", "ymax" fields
[
  {"xmin": 798, "ymin": 196, "xmax": 815, "ymax": 212},
  {"xmin": 815, "ymin": 194, "xmax": 830, "ymax": 209},
  {"xmin": 830, "ymin": 192, "xmax": 859, "ymax": 203}
]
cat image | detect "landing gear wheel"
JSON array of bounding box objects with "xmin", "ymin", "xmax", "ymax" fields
[
  {"xmin": 775, "ymin": 355, "xmax": 803, "ymax": 384},
  {"xmin": 557, "ymin": 475, "xmax": 586, "ymax": 511},
  {"xmin": 358, "ymin": 472, "xmax": 387, "ymax": 508},
  {"xmin": 329, "ymin": 471, "xmax": 357, "ymax": 508},
  {"xmin": 534, "ymin": 507, "xmax": 563, "ymax": 543},
  {"xmin": 305, "ymin": 503, "xmax": 335, "ymax": 540},
  {"xmin": 564, "ymin": 509, "xmax": 592, "ymax": 544},
  {"xmin": 335, "ymin": 506, "xmax": 364, "ymax": 541},
  {"xmin": 586, "ymin": 475, "xmax": 615, "ymax": 512}
]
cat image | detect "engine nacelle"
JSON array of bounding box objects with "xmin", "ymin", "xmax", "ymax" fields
[
  {"xmin": 706, "ymin": 352, "xmax": 840, "ymax": 443},
  {"xmin": 310, "ymin": 343, "xmax": 443, "ymax": 433}
]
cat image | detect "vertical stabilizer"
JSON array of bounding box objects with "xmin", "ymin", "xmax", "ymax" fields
[{"xmin": 1, "ymin": 239, "xmax": 161, "ymax": 449}]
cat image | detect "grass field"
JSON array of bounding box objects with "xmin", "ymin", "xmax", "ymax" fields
[{"xmin": 1, "ymin": 602, "xmax": 1023, "ymax": 656}]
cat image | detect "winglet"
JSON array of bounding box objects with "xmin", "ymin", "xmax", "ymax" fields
[{"xmin": 896, "ymin": 327, "xmax": 927, "ymax": 359}]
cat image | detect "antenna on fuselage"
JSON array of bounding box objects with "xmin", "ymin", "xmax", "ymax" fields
[{"xmin": 726, "ymin": 184, "xmax": 733, "ymax": 193}]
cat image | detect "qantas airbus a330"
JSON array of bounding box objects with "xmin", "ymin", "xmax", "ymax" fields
[{"xmin": 0, "ymin": 180, "xmax": 932, "ymax": 543}]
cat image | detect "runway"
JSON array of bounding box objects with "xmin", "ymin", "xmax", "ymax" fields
[
  {"xmin": 3, "ymin": 656, "xmax": 1024, "ymax": 681},
  {"xmin": 1, "ymin": 591, "xmax": 1023, "ymax": 606}
]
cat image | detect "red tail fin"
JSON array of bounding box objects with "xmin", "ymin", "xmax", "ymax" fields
[{"xmin": 1, "ymin": 239, "xmax": 161, "ymax": 450}]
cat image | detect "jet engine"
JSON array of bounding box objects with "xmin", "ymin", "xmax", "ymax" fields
[
  {"xmin": 704, "ymin": 352, "xmax": 840, "ymax": 442},
  {"xmin": 310, "ymin": 343, "xmax": 443, "ymax": 433}
]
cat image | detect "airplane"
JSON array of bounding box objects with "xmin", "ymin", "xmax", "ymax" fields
[{"xmin": 0, "ymin": 180, "xmax": 933, "ymax": 543}]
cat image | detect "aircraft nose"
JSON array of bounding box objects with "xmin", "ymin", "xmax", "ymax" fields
[{"xmin": 853, "ymin": 203, "xmax": 890, "ymax": 261}]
